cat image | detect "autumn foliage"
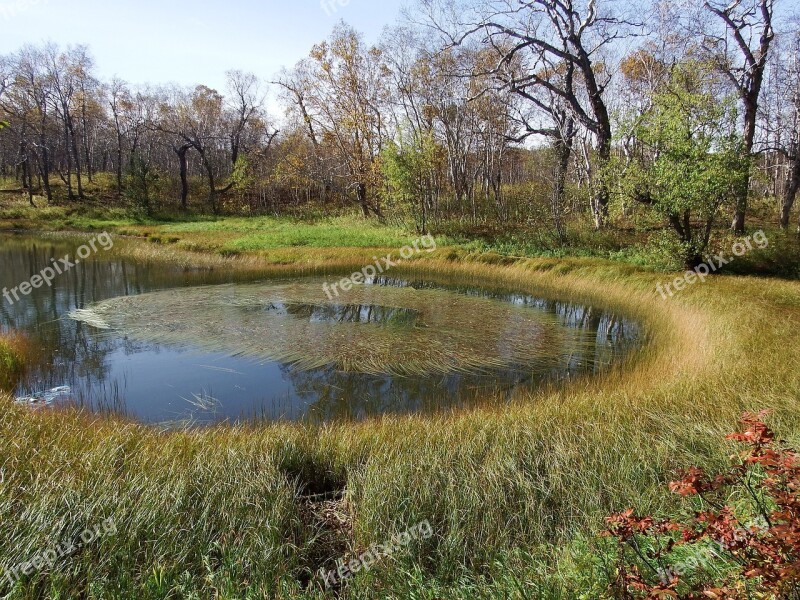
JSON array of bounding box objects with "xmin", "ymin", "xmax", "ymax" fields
[{"xmin": 604, "ymin": 412, "xmax": 800, "ymax": 599}]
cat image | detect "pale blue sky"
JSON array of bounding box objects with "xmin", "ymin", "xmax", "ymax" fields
[{"xmin": 1, "ymin": 0, "xmax": 406, "ymax": 92}]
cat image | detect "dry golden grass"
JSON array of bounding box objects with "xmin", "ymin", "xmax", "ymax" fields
[
  {"xmin": 0, "ymin": 331, "xmax": 33, "ymax": 392},
  {"xmin": 69, "ymin": 280, "xmax": 577, "ymax": 376},
  {"xmin": 1, "ymin": 242, "xmax": 799, "ymax": 598}
]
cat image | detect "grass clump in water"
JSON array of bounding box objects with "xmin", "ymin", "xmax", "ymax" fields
[{"xmin": 0, "ymin": 331, "xmax": 30, "ymax": 392}]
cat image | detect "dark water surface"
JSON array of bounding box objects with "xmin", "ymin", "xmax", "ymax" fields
[{"xmin": 0, "ymin": 233, "xmax": 641, "ymax": 425}]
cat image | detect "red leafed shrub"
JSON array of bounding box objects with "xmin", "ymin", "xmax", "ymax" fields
[{"xmin": 603, "ymin": 411, "xmax": 800, "ymax": 599}]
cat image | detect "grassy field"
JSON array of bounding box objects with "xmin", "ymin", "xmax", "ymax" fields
[
  {"xmin": 1, "ymin": 219, "xmax": 799, "ymax": 598},
  {"xmin": 4, "ymin": 196, "xmax": 799, "ymax": 273}
]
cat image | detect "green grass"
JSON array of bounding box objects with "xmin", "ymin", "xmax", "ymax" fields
[
  {"xmin": 161, "ymin": 215, "xmax": 430, "ymax": 252},
  {"xmin": 1, "ymin": 241, "xmax": 799, "ymax": 598},
  {"xmin": 0, "ymin": 202, "xmax": 153, "ymax": 232},
  {"xmin": 0, "ymin": 199, "xmax": 443, "ymax": 256},
  {"xmin": 3, "ymin": 195, "xmax": 795, "ymax": 276}
]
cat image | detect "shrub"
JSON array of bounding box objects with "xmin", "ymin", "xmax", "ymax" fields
[{"xmin": 604, "ymin": 411, "xmax": 800, "ymax": 599}]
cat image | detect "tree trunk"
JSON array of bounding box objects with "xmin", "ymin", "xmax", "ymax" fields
[
  {"xmin": 67, "ymin": 115, "xmax": 84, "ymax": 199},
  {"xmin": 421, "ymin": 190, "xmax": 427, "ymax": 235},
  {"xmin": 552, "ymin": 118, "xmax": 575, "ymax": 244},
  {"xmin": 116, "ymin": 133, "xmax": 123, "ymax": 197},
  {"xmin": 81, "ymin": 101, "xmax": 94, "ymax": 182},
  {"xmin": 666, "ymin": 210, "xmax": 704, "ymax": 270},
  {"xmin": 196, "ymin": 147, "xmax": 219, "ymax": 214},
  {"xmin": 231, "ymin": 133, "xmax": 240, "ymax": 168},
  {"xmin": 21, "ymin": 143, "xmax": 34, "ymax": 207},
  {"xmin": 591, "ymin": 128, "xmax": 613, "ymax": 230},
  {"xmin": 780, "ymin": 154, "xmax": 799, "ymax": 229},
  {"xmin": 357, "ymin": 182, "xmax": 370, "ymax": 217},
  {"xmin": 63, "ymin": 118, "xmax": 74, "ymax": 199},
  {"xmin": 176, "ymin": 144, "xmax": 190, "ymax": 211},
  {"xmin": 732, "ymin": 103, "xmax": 758, "ymax": 233},
  {"xmin": 38, "ymin": 123, "xmax": 52, "ymax": 204}
]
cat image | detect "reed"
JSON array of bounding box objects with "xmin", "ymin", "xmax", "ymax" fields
[{"xmin": 0, "ymin": 331, "xmax": 31, "ymax": 392}]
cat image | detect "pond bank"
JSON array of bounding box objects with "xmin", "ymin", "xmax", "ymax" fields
[
  {"xmin": 0, "ymin": 233, "xmax": 641, "ymax": 423},
  {"xmin": 1, "ymin": 235, "xmax": 799, "ymax": 598}
]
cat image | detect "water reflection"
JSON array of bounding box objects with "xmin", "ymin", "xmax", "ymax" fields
[
  {"xmin": 261, "ymin": 302, "xmax": 420, "ymax": 327},
  {"xmin": 0, "ymin": 233, "xmax": 641, "ymax": 425}
]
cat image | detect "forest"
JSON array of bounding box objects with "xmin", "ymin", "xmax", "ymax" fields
[{"xmin": 0, "ymin": 0, "xmax": 797, "ymax": 270}]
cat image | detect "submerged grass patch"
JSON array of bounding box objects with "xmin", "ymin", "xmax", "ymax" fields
[
  {"xmin": 69, "ymin": 280, "xmax": 579, "ymax": 377},
  {"xmin": 1, "ymin": 242, "xmax": 799, "ymax": 598}
]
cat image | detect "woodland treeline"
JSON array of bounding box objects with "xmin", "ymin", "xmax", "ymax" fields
[{"xmin": 0, "ymin": 0, "xmax": 798, "ymax": 263}]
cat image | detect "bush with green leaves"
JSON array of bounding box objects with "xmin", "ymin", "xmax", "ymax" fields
[
  {"xmin": 124, "ymin": 154, "xmax": 161, "ymax": 214},
  {"xmin": 612, "ymin": 61, "xmax": 749, "ymax": 269},
  {"xmin": 381, "ymin": 129, "xmax": 439, "ymax": 233}
]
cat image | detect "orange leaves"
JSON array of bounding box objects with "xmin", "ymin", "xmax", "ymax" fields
[
  {"xmin": 725, "ymin": 410, "xmax": 774, "ymax": 446},
  {"xmin": 604, "ymin": 412, "xmax": 800, "ymax": 599},
  {"xmin": 668, "ymin": 467, "xmax": 732, "ymax": 497},
  {"xmin": 669, "ymin": 467, "xmax": 709, "ymax": 497},
  {"xmin": 605, "ymin": 509, "xmax": 656, "ymax": 541}
]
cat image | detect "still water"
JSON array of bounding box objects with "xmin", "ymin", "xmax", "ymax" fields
[{"xmin": 0, "ymin": 233, "xmax": 641, "ymax": 425}]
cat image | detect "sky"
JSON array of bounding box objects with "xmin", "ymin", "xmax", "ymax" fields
[{"xmin": 0, "ymin": 0, "xmax": 407, "ymax": 97}]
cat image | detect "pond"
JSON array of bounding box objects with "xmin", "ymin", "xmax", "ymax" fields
[{"xmin": 0, "ymin": 233, "xmax": 641, "ymax": 425}]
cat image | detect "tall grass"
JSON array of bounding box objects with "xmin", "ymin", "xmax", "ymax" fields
[
  {"xmin": 0, "ymin": 332, "xmax": 30, "ymax": 392},
  {"xmin": 1, "ymin": 247, "xmax": 799, "ymax": 598}
]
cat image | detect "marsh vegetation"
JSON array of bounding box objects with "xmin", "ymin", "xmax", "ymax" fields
[
  {"xmin": 0, "ymin": 0, "xmax": 799, "ymax": 597},
  {"xmin": 2, "ymin": 233, "xmax": 638, "ymax": 424},
  {"xmin": 1, "ymin": 241, "xmax": 799, "ymax": 598}
]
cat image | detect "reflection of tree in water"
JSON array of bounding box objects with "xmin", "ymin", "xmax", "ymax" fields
[
  {"xmin": 0, "ymin": 245, "xmax": 121, "ymax": 395},
  {"xmin": 0, "ymin": 237, "xmax": 248, "ymax": 405},
  {"xmin": 374, "ymin": 277, "xmax": 639, "ymax": 375},
  {"xmin": 548, "ymin": 302, "xmax": 639, "ymax": 374},
  {"xmin": 277, "ymin": 360, "xmax": 564, "ymax": 423},
  {"xmin": 1, "ymin": 236, "xmax": 642, "ymax": 423},
  {"xmin": 268, "ymin": 302, "xmax": 419, "ymax": 327}
]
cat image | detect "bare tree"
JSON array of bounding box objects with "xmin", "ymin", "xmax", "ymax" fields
[
  {"xmin": 421, "ymin": 0, "xmax": 639, "ymax": 228},
  {"xmin": 702, "ymin": 0, "xmax": 775, "ymax": 232},
  {"xmin": 767, "ymin": 30, "xmax": 800, "ymax": 231},
  {"xmin": 9, "ymin": 46, "xmax": 54, "ymax": 203},
  {"xmin": 107, "ymin": 78, "xmax": 130, "ymax": 196},
  {"xmin": 497, "ymin": 52, "xmax": 579, "ymax": 239},
  {"xmin": 46, "ymin": 44, "xmax": 94, "ymax": 199},
  {"xmin": 156, "ymin": 85, "xmax": 235, "ymax": 212},
  {"xmin": 279, "ymin": 24, "xmax": 390, "ymax": 217},
  {"xmin": 225, "ymin": 70, "xmax": 263, "ymax": 167}
]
